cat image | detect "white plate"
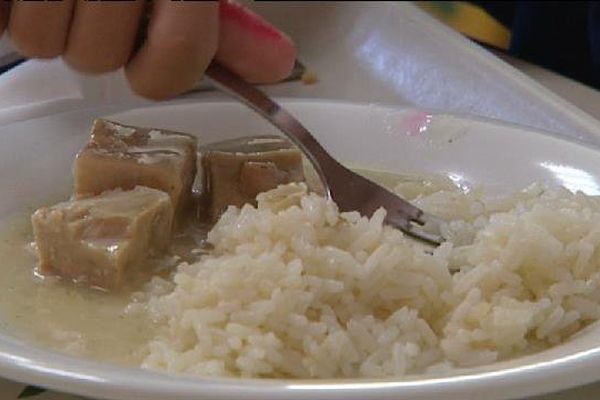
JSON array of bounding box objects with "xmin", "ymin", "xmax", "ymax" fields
[{"xmin": 2, "ymin": 100, "xmax": 600, "ymax": 400}]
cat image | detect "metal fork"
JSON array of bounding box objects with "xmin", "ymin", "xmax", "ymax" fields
[
  {"xmin": 210, "ymin": 63, "xmax": 445, "ymax": 245},
  {"xmin": 0, "ymin": 55, "xmax": 441, "ymax": 243}
]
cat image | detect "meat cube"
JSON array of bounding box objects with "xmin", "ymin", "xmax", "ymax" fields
[
  {"xmin": 201, "ymin": 136, "xmax": 305, "ymax": 220},
  {"xmin": 31, "ymin": 187, "xmax": 173, "ymax": 290},
  {"xmin": 239, "ymin": 161, "xmax": 290, "ymax": 197},
  {"xmin": 73, "ymin": 119, "xmax": 197, "ymax": 225}
]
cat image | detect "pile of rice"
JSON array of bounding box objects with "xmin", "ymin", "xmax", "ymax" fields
[{"xmin": 131, "ymin": 179, "xmax": 600, "ymax": 378}]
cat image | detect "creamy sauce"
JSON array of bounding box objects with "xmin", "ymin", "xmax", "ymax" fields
[
  {"xmin": 0, "ymin": 213, "xmax": 153, "ymax": 365},
  {"xmin": 0, "ymin": 169, "xmax": 420, "ymax": 366}
]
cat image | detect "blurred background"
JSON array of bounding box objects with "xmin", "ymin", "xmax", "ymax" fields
[
  {"xmin": 418, "ymin": 2, "xmax": 511, "ymax": 50},
  {"xmin": 418, "ymin": 1, "xmax": 600, "ymax": 91},
  {"xmin": 2, "ymin": 1, "xmax": 600, "ymax": 141}
]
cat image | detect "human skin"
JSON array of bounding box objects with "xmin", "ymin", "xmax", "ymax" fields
[{"xmin": 2, "ymin": 0, "xmax": 296, "ymax": 100}]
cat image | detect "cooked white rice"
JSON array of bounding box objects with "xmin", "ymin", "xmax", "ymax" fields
[{"xmin": 132, "ymin": 179, "xmax": 600, "ymax": 378}]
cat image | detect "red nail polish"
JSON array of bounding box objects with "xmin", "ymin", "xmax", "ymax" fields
[{"xmin": 220, "ymin": 0, "xmax": 283, "ymax": 41}]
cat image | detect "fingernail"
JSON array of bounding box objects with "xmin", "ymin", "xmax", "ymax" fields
[{"xmin": 219, "ymin": 0, "xmax": 284, "ymax": 41}]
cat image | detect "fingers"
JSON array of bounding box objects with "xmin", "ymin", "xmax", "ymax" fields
[
  {"xmin": 4, "ymin": 0, "xmax": 293, "ymax": 99},
  {"xmin": 0, "ymin": 2, "xmax": 8, "ymax": 38},
  {"xmin": 8, "ymin": 0, "xmax": 74, "ymax": 58},
  {"xmin": 64, "ymin": 0, "xmax": 146, "ymax": 74},
  {"xmin": 125, "ymin": 0, "xmax": 219, "ymax": 100},
  {"xmin": 216, "ymin": 0, "xmax": 296, "ymax": 83}
]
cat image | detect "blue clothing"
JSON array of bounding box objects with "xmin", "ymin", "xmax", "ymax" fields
[{"xmin": 475, "ymin": 1, "xmax": 600, "ymax": 88}]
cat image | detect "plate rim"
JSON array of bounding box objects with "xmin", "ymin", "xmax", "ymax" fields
[{"xmin": 1, "ymin": 99, "xmax": 600, "ymax": 400}]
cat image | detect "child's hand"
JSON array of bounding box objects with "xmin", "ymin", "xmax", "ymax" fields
[{"xmin": 0, "ymin": 0, "xmax": 296, "ymax": 100}]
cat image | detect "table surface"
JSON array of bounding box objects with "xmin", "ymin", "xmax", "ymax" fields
[{"xmin": 499, "ymin": 52, "xmax": 600, "ymax": 124}]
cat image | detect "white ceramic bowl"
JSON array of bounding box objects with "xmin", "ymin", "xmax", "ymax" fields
[{"xmin": 2, "ymin": 100, "xmax": 600, "ymax": 400}]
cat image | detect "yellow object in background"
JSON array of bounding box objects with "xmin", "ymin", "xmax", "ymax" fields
[{"xmin": 417, "ymin": 1, "xmax": 511, "ymax": 50}]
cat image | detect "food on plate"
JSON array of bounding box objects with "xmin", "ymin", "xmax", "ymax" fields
[
  {"xmin": 32, "ymin": 122, "xmax": 306, "ymax": 291},
  {"xmin": 8, "ymin": 120, "xmax": 600, "ymax": 380},
  {"xmin": 136, "ymin": 181, "xmax": 600, "ymax": 378},
  {"xmin": 73, "ymin": 119, "xmax": 197, "ymax": 223},
  {"xmin": 31, "ymin": 187, "xmax": 173, "ymax": 290},
  {"xmin": 200, "ymin": 136, "xmax": 304, "ymax": 220}
]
